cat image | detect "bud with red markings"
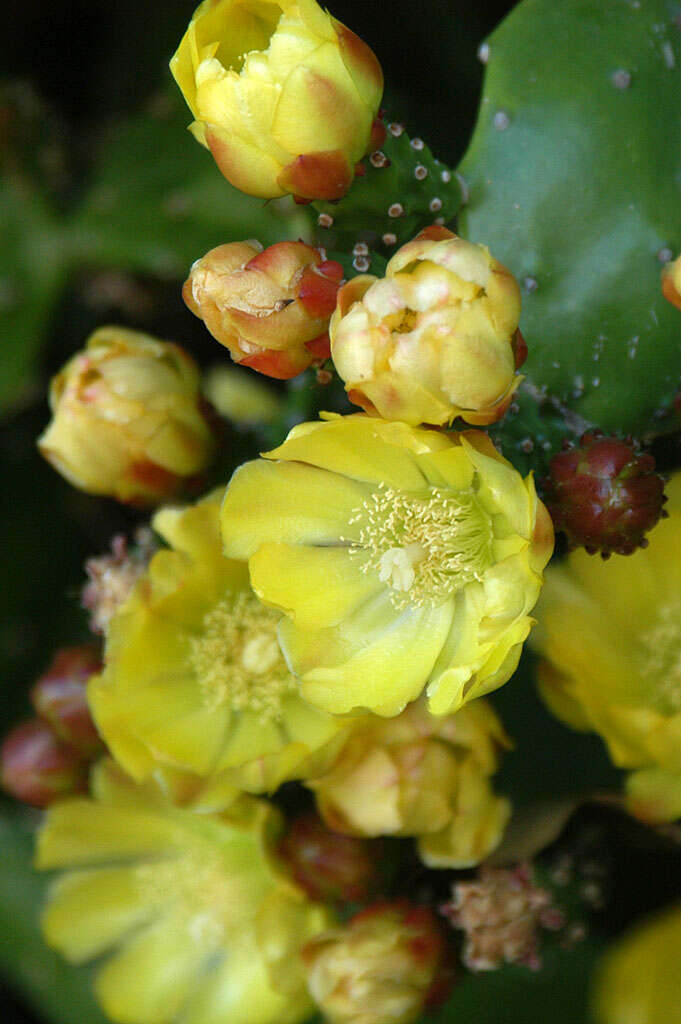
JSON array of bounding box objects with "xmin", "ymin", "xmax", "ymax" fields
[{"xmin": 184, "ymin": 241, "xmax": 344, "ymax": 379}]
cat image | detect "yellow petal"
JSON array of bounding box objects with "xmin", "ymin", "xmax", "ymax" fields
[{"xmin": 249, "ymin": 542, "xmax": 382, "ymax": 629}]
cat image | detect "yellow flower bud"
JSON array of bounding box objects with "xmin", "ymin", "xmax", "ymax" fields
[
  {"xmin": 184, "ymin": 241, "xmax": 344, "ymax": 378},
  {"xmin": 302, "ymin": 902, "xmax": 447, "ymax": 1024},
  {"xmin": 661, "ymin": 253, "xmax": 681, "ymax": 310},
  {"xmin": 531, "ymin": 472, "xmax": 681, "ymax": 822},
  {"xmin": 330, "ymin": 226, "xmax": 524, "ymax": 427},
  {"xmin": 310, "ymin": 700, "xmax": 511, "ymax": 868},
  {"xmin": 592, "ymin": 903, "xmax": 681, "ymax": 1024},
  {"xmin": 170, "ymin": 0, "xmax": 383, "ymax": 201},
  {"xmin": 221, "ymin": 414, "xmax": 554, "ymax": 718},
  {"xmin": 203, "ymin": 364, "xmax": 283, "ymax": 425},
  {"xmin": 37, "ymin": 327, "xmax": 215, "ymax": 506},
  {"xmin": 37, "ymin": 760, "xmax": 333, "ymax": 1024}
]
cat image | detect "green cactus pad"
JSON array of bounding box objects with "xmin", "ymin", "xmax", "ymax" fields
[
  {"xmin": 458, "ymin": 0, "xmax": 681, "ymax": 437},
  {"xmin": 313, "ymin": 120, "xmax": 464, "ymax": 253}
]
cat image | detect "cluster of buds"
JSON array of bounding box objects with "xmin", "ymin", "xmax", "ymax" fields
[
  {"xmin": 544, "ymin": 431, "xmax": 666, "ymax": 556},
  {"xmin": 330, "ymin": 226, "xmax": 525, "ymax": 427},
  {"xmin": 302, "ymin": 901, "xmax": 450, "ymax": 1024},
  {"xmin": 38, "ymin": 326, "xmax": 216, "ymax": 506},
  {"xmin": 1, "ymin": 646, "xmax": 102, "ymax": 807},
  {"xmin": 82, "ymin": 528, "xmax": 156, "ymax": 635},
  {"xmin": 184, "ymin": 241, "xmax": 344, "ymax": 378},
  {"xmin": 440, "ymin": 864, "xmax": 564, "ymax": 972},
  {"xmin": 277, "ymin": 812, "xmax": 377, "ymax": 905},
  {"xmin": 170, "ymin": 0, "xmax": 384, "ymax": 201}
]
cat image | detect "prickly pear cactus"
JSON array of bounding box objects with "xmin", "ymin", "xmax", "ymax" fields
[
  {"xmin": 459, "ymin": 0, "xmax": 681, "ymax": 439},
  {"xmin": 313, "ymin": 122, "xmax": 465, "ymax": 254}
]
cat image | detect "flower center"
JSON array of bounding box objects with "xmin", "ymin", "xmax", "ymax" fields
[
  {"xmin": 134, "ymin": 851, "xmax": 258, "ymax": 949},
  {"xmin": 349, "ymin": 485, "xmax": 493, "ymax": 608},
  {"xmin": 638, "ymin": 597, "xmax": 681, "ymax": 714},
  {"xmin": 188, "ymin": 591, "xmax": 296, "ymax": 719}
]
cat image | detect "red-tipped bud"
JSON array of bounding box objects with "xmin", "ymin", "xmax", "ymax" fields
[
  {"xmin": 278, "ymin": 812, "xmax": 376, "ymax": 904},
  {"xmin": 1, "ymin": 719, "xmax": 88, "ymax": 807},
  {"xmin": 544, "ymin": 432, "xmax": 666, "ymax": 556},
  {"xmin": 302, "ymin": 901, "xmax": 452, "ymax": 1024},
  {"xmin": 31, "ymin": 646, "xmax": 102, "ymax": 756}
]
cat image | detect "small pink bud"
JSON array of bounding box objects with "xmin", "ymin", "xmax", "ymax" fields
[{"xmin": 1, "ymin": 719, "xmax": 88, "ymax": 807}]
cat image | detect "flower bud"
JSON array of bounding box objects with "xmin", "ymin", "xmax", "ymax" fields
[
  {"xmin": 1, "ymin": 719, "xmax": 87, "ymax": 807},
  {"xmin": 38, "ymin": 327, "xmax": 216, "ymax": 505},
  {"xmin": 184, "ymin": 241, "xmax": 344, "ymax": 378},
  {"xmin": 302, "ymin": 902, "xmax": 447, "ymax": 1024},
  {"xmin": 31, "ymin": 645, "xmax": 102, "ymax": 756},
  {"xmin": 330, "ymin": 226, "xmax": 523, "ymax": 427},
  {"xmin": 170, "ymin": 0, "xmax": 383, "ymax": 200},
  {"xmin": 309, "ymin": 700, "xmax": 511, "ymax": 868},
  {"xmin": 661, "ymin": 253, "xmax": 681, "ymax": 310},
  {"xmin": 544, "ymin": 431, "xmax": 666, "ymax": 556},
  {"xmin": 277, "ymin": 812, "xmax": 376, "ymax": 904}
]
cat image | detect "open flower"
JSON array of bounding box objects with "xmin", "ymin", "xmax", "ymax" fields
[
  {"xmin": 330, "ymin": 226, "xmax": 524, "ymax": 427},
  {"xmin": 184, "ymin": 241, "xmax": 343, "ymax": 379},
  {"xmin": 37, "ymin": 326, "xmax": 215, "ymax": 506},
  {"xmin": 221, "ymin": 414, "xmax": 553, "ymax": 717},
  {"xmin": 89, "ymin": 490, "xmax": 347, "ymax": 800},
  {"xmin": 531, "ymin": 472, "xmax": 681, "ymax": 823},
  {"xmin": 592, "ymin": 902, "xmax": 681, "ymax": 1024},
  {"xmin": 310, "ymin": 699, "xmax": 511, "ymax": 868},
  {"xmin": 36, "ymin": 760, "xmax": 332, "ymax": 1024},
  {"xmin": 170, "ymin": 0, "xmax": 383, "ymax": 200}
]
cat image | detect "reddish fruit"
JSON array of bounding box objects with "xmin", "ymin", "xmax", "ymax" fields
[
  {"xmin": 278, "ymin": 812, "xmax": 376, "ymax": 904},
  {"xmin": 1, "ymin": 719, "xmax": 88, "ymax": 807},
  {"xmin": 31, "ymin": 645, "xmax": 102, "ymax": 756},
  {"xmin": 544, "ymin": 431, "xmax": 666, "ymax": 556}
]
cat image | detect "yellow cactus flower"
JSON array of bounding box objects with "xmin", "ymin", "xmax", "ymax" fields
[
  {"xmin": 37, "ymin": 326, "xmax": 215, "ymax": 506},
  {"xmin": 330, "ymin": 226, "xmax": 525, "ymax": 428},
  {"xmin": 221, "ymin": 414, "xmax": 553, "ymax": 717},
  {"xmin": 592, "ymin": 903, "xmax": 681, "ymax": 1024},
  {"xmin": 184, "ymin": 241, "xmax": 344, "ymax": 379},
  {"xmin": 309, "ymin": 699, "xmax": 511, "ymax": 868},
  {"xmin": 89, "ymin": 490, "xmax": 347, "ymax": 796},
  {"xmin": 661, "ymin": 253, "xmax": 681, "ymax": 310},
  {"xmin": 36, "ymin": 759, "xmax": 333, "ymax": 1024},
  {"xmin": 301, "ymin": 902, "xmax": 446, "ymax": 1024},
  {"xmin": 531, "ymin": 472, "xmax": 681, "ymax": 823},
  {"xmin": 203, "ymin": 364, "xmax": 283, "ymax": 425},
  {"xmin": 170, "ymin": 0, "xmax": 383, "ymax": 201}
]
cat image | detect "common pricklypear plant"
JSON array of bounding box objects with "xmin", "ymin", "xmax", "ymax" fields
[{"xmin": 3, "ymin": 1, "xmax": 681, "ymax": 1024}]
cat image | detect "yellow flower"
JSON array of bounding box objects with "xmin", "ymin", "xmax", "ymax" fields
[
  {"xmin": 89, "ymin": 490, "xmax": 346, "ymax": 798},
  {"xmin": 184, "ymin": 241, "xmax": 343, "ymax": 379},
  {"xmin": 36, "ymin": 759, "xmax": 332, "ymax": 1024},
  {"xmin": 302, "ymin": 902, "xmax": 446, "ymax": 1024},
  {"xmin": 37, "ymin": 326, "xmax": 215, "ymax": 506},
  {"xmin": 592, "ymin": 903, "xmax": 681, "ymax": 1024},
  {"xmin": 203, "ymin": 364, "xmax": 283, "ymax": 426},
  {"xmin": 330, "ymin": 226, "xmax": 524, "ymax": 428},
  {"xmin": 309, "ymin": 699, "xmax": 511, "ymax": 868},
  {"xmin": 170, "ymin": 0, "xmax": 383, "ymax": 200},
  {"xmin": 531, "ymin": 473, "xmax": 681, "ymax": 822},
  {"xmin": 221, "ymin": 414, "xmax": 553, "ymax": 717}
]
